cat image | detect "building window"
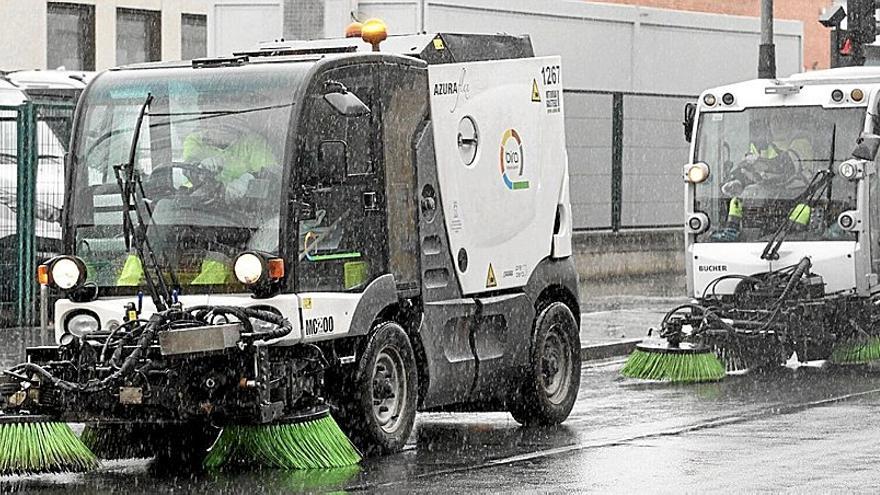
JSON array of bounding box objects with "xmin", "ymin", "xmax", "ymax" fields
[
  {"xmin": 47, "ymin": 3, "xmax": 95, "ymax": 70},
  {"xmin": 116, "ymin": 8, "xmax": 162, "ymax": 65},
  {"xmin": 181, "ymin": 14, "xmax": 207, "ymax": 60}
]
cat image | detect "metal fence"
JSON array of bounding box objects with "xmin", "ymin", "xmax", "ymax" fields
[
  {"xmin": 564, "ymin": 90, "xmax": 696, "ymax": 231},
  {"xmin": 0, "ymin": 101, "xmax": 74, "ymax": 327}
]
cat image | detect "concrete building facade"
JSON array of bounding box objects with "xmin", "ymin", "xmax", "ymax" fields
[
  {"xmin": 595, "ymin": 0, "xmax": 834, "ymax": 71},
  {"xmin": 2, "ymin": 0, "xmax": 209, "ymax": 71}
]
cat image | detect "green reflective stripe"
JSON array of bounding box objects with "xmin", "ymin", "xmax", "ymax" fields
[
  {"xmin": 305, "ymin": 251, "xmax": 362, "ymax": 262},
  {"xmin": 117, "ymin": 254, "xmax": 144, "ymax": 286},
  {"xmin": 728, "ymin": 197, "xmax": 743, "ymax": 218},
  {"xmin": 789, "ymin": 203, "xmax": 811, "ymax": 225},
  {"xmin": 191, "ymin": 258, "xmax": 231, "ymax": 285}
]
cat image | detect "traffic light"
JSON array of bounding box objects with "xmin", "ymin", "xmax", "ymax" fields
[{"xmin": 840, "ymin": 30, "xmax": 856, "ymax": 57}]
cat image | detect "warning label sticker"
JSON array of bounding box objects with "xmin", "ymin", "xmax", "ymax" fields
[
  {"xmin": 531, "ymin": 79, "xmax": 541, "ymax": 102},
  {"xmin": 486, "ymin": 264, "xmax": 497, "ymax": 288}
]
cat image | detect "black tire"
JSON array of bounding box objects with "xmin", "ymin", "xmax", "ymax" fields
[
  {"xmin": 510, "ymin": 301, "xmax": 581, "ymax": 426},
  {"xmin": 338, "ymin": 321, "xmax": 418, "ymax": 456}
]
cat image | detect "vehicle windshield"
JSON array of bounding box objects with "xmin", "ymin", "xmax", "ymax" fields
[
  {"xmin": 70, "ymin": 64, "xmax": 307, "ymax": 292},
  {"xmin": 694, "ymin": 106, "xmax": 865, "ymax": 243}
]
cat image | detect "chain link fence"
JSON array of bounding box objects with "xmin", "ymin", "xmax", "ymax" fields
[{"xmin": 0, "ymin": 101, "xmax": 74, "ymax": 328}]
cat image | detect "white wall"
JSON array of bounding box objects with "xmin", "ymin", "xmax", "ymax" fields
[
  {"xmin": 357, "ymin": 0, "xmax": 805, "ymax": 94},
  {"xmin": 0, "ymin": 0, "xmax": 209, "ymax": 71},
  {"xmin": 208, "ymin": 0, "xmax": 284, "ymax": 56}
]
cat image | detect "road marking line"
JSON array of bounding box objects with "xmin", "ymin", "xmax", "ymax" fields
[{"xmin": 349, "ymin": 386, "xmax": 880, "ymax": 490}]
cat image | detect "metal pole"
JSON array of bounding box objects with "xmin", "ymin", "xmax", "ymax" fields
[
  {"xmin": 610, "ymin": 93, "xmax": 624, "ymax": 232},
  {"xmin": 15, "ymin": 103, "xmax": 37, "ymax": 327},
  {"xmin": 758, "ymin": 0, "xmax": 777, "ymax": 79},
  {"xmin": 419, "ymin": 0, "xmax": 427, "ymax": 33}
]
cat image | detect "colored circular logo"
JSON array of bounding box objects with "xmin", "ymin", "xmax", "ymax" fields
[{"xmin": 499, "ymin": 129, "xmax": 529, "ymax": 190}]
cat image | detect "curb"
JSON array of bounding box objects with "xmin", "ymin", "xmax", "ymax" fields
[{"xmin": 580, "ymin": 338, "xmax": 641, "ymax": 361}]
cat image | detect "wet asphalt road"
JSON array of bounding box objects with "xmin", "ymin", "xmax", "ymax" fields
[{"xmin": 5, "ymin": 298, "xmax": 880, "ymax": 493}]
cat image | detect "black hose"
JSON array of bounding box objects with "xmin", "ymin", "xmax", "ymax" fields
[
  {"xmin": 185, "ymin": 305, "xmax": 293, "ymax": 342},
  {"xmin": 7, "ymin": 304, "xmax": 294, "ymax": 395}
]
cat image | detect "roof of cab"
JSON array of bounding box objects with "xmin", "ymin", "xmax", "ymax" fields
[
  {"xmin": 5, "ymin": 70, "xmax": 92, "ymax": 89},
  {"xmin": 785, "ymin": 66, "xmax": 880, "ymax": 83},
  {"xmin": 0, "ymin": 70, "xmax": 93, "ymax": 105},
  {"xmin": 113, "ymin": 32, "xmax": 534, "ymax": 72},
  {"xmin": 697, "ymin": 65, "xmax": 880, "ymax": 103}
]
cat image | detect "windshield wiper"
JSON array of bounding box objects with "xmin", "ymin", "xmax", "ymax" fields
[
  {"xmin": 761, "ymin": 124, "xmax": 836, "ymax": 260},
  {"xmin": 112, "ymin": 93, "xmax": 173, "ymax": 311}
]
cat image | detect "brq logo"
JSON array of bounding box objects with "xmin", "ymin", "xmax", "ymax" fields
[{"xmin": 499, "ymin": 129, "xmax": 529, "ymax": 190}]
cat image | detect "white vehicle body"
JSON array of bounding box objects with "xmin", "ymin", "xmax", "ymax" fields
[
  {"xmin": 685, "ymin": 67, "xmax": 880, "ymax": 298},
  {"xmin": 428, "ymin": 56, "xmax": 569, "ymax": 295}
]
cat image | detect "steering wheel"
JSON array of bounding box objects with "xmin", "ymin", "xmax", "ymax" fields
[{"xmin": 783, "ymin": 149, "xmax": 812, "ymax": 188}]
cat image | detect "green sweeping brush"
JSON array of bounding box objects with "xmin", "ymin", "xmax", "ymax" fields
[
  {"xmin": 80, "ymin": 423, "xmax": 157, "ymax": 459},
  {"xmin": 621, "ymin": 341, "xmax": 726, "ymax": 383},
  {"xmin": 831, "ymin": 336, "xmax": 880, "ymax": 365},
  {"xmin": 0, "ymin": 417, "xmax": 97, "ymax": 474},
  {"xmin": 203, "ymin": 408, "xmax": 361, "ymax": 470}
]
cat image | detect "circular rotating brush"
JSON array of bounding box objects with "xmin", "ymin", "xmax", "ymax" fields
[
  {"xmin": 0, "ymin": 415, "xmax": 97, "ymax": 474},
  {"xmin": 621, "ymin": 341, "xmax": 726, "ymax": 383},
  {"xmin": 203, "ymin": 405, "xmax": 361, "ymax": 471}
]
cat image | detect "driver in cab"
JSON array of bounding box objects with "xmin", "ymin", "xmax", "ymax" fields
[
  {"xmin": 711, "ymin": 117, "xmax": 814, "ymax": 241},
  {"xmin": 116, "ymin": 117, "xmax": 281, "ymax": 286}
]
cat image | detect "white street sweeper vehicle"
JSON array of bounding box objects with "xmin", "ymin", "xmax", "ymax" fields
[
  {"xmin": 623, "ymin": 67, "xmax": 880, "ymax": 383},
  {"xmin": 0, "ymin": 24, "xmax": 580, "ymax": 473}
]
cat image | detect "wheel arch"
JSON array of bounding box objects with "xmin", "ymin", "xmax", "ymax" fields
[
  {"xmin": 534, "ymin": 284, "xmax": 580, "ymax": 327},
  {"xmin": 525, "ymin": 256, "xmax": 580, "ymax": 327}
]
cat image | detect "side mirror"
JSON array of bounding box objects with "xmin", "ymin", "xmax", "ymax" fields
[
  {"xmin": 852, "ymin": 133, "xmax": 880, "ymax": 161},
  {"xmin": 683, "ymin": 102, "xmax": 697, "ymax": 143},
  {"xmin": 323, "ymin": 81, "xmax": 370, "ymax": 117}
]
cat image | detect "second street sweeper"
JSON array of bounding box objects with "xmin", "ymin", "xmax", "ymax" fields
[
  {"xmin": 623, "ymin": 66, "xmax": 880, "ymax": 383},
  {"xmin": 0, "ymin": 23, "xmax": 581, "ymax": 473}
]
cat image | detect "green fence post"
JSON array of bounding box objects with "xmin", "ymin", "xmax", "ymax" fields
[
  {"xmin": 611, "ymin": 93, "xmax": 624, "ymax": 232},
  {"xmin": 15, "ymin": 102, "xmax": 37, "ymax": 327}
]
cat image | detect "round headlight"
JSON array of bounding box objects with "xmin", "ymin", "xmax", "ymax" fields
[
  {"xmin": 65, "ymin": 312, "xmax": 100, "ymax": 337},
  {"xmin": 839, "ymin": 161, "xmax": 858, "ymax": 179},
  {"xmin": 686, "ymin": 212, "xmax": 710, "ymax": 235},
  {"xmin": 702, "ymin": 93, "xmax": 716, "ymax": 106},
  {"xmin": 831, "ymin": 89, "xmax": 844, "ymax": 102},
  {"xmin": 234, "ymin": 253, "xmax": 265, "ymax": 285},
  {"xmin": 851, "ymin": 88, "xmax": 864, "ymax": 102},
  {"xmin": 722, "ymin": 93, "xmax": 735, "ymax": 105},
  {"xmin": 685, "ymin": 162, "xmax": 710, "ymax": 184},
  {"xmin": 50, "ymin": 256, "xmax": 86, "ymax": 290},
  {"xmin": 838, "ymin": 211, "xmax": 858, "ymax": 231}
]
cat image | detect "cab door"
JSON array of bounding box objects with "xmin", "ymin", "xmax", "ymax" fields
[{"xmin": 294, "ymin": 64, "xmax": 388, "ymax": 295}]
